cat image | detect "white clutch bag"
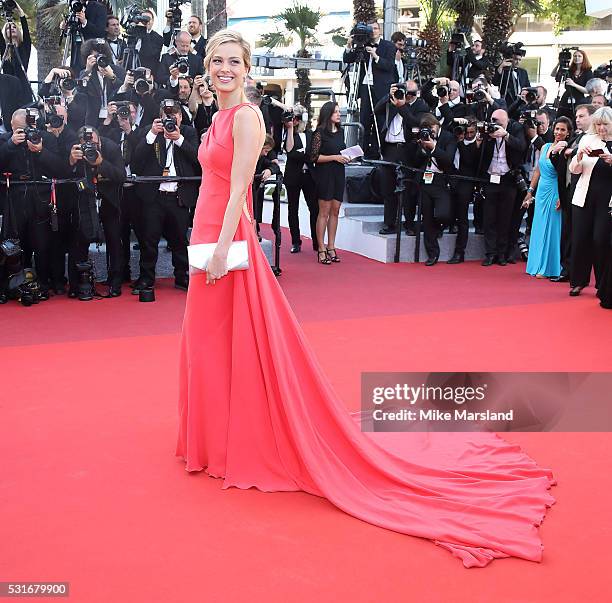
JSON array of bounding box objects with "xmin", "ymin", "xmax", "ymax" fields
[{"xmin": 187, "ymin": 240, "xmax": 249, "ymax": 273}]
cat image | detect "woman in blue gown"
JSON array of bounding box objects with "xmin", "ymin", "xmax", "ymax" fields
[{"xmin": 522, "ymin": 118, "xmax": 573, "ymax": 278}]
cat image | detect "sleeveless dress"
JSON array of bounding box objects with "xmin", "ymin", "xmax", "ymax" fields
[
  {"xmin": 526, "ymin": 143, "xmax": 562, "ymax": 277},
  {"xmin": 177, "ymin": 103, "xmax": 557, "ymax": 568}
]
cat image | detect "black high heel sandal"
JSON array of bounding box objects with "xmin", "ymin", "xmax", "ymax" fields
[
  {"xmin": 326, "ymin": 248, "xmax": 340, "ymax": 263},
  {"xmin": 317, "ymin": 250, "xmax": 331, "ymax": 265}
]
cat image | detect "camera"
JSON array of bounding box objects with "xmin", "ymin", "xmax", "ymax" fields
[
  {"xmin": 436, "ymin": 86, "xmax": 448, "ymax": 98},
  {"xmin": 593, "ymin": 60, "xmax": 612, "ymax": 80},
  {"xmin": 501, "ymin": 41, "xmax": 526, "ymax": 60},
  {"xmin": 0, "ymin": 0, "xmax": 17, "ymax": 19},
  {"xmin": 172, "ymin": 56, "xmax": 189, "ymax": 75},
  {"xmin": 161, "ymin": 100, "xmax": 178, "ymax": 132},
  {"xmin": 519, "ymin": 108, "xmax": 542, "ymax": 129},
  {"xmin": 59, "ymin": 77, "xmax": 82, "ymax": 91},
  {"xmin": 260, "ymin": 94, "xmax": 273, "ymax": 106},
  {"xmin": 393, "ymin": 82, "xmax": 407, "ymax": 100},
  {"xmin": 405, "ymin": 37, "xmax": 427, "ymax": 49},
  {"xmin": 46, "ymin": 104, "xmax": 64, "ymax": 129},
  {"xmin": 510, "ymin": 168, "xmax": 529, "ymax": 194},
  {"xmin": 24, "ymin": 109, "xmax": 42, "ymax": 145},
  {"xmin": 122, "ymin": 4, "xmax": 151, "ymax": 40},
  {"xmin": 449, "ymin": 28, "xmax": 468, "ymax": 48},
  {"xmin": 452, "ymin": 124, "xmax": 466, "ymax": 137},
  {"xmin": 555, "ymin": 47, "xmax": 579, "ymax": 82},
  {"xmin": 115, "ymin": 101, "xmax": 131, "ymax": 119},
  {"xmin": 523, "ymin": 86, "xmax": 538, "ymax": 104},
  {"xmin": 80, "ymin": 127, "xmax": 99, "ymax": 162},
  {"xmin": 96, "ymin": 55, "xmax": 110, "ymax": 69},
  {"xmin": 412, "ymin": 126, "xmax": 434, "ymax": 142},
  {"xmin": 476, "ymin": 121, "xmax": 500, "ymax": 135},
  {"xmin": 129, "ymin": 67, "xmax": 151, "ymax": 94},
  {"xmin": 281, "ymin": 110, "xmax": 295, "ymax": 124},
  {"xmin": 350, "ymin": 22, "xmax": 374, "ymax": 49}
]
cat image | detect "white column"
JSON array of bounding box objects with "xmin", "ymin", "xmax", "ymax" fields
[
  {"xmin": 383, "ymin": 0, "xmax": 399, "ymax": 40},
  {"xmin": 156, "ymin": 0, "xmax": 170, "ymax": 35}
]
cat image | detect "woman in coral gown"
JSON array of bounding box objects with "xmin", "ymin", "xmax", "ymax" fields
[{"xmin": 177, "ymin": 30, "xmax": 557, "ymax": 568}]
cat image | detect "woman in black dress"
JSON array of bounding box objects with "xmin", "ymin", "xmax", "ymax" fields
[
  {"xmin": 310, "ymin": 101, "xmax": 349, "ymax": 264},
  {"xmin": 552, "ymin": 49, "xmax": 593, "ymax": 121},
  {"xmin": 0, "ymin": 3, "xmax": 32, "ymax": 104}
]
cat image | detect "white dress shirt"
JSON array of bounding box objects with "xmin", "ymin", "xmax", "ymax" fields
[{"xmin": 146, "ymin": 130, "xmax": 185, "ymax": 192}]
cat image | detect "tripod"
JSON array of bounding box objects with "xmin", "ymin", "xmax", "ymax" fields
[
  {"xmin": 499, "ymin": 65, "xmax": 520, "ymax": 102},
  {"xmin": 404, "ymin": 60, "xmax": 422, "ymax": 86},
  {"xmin": 122, "ymin": 33, "xmax": 142, "ymax": 72},
  {"xmin": 553, "ymin": 70, "xmax": 576, "ymax": 117},
  {"xmin": 61, "ymin": 19, "xmax": 83, "ymax": 72},
  {"xmin": 345, "ymin": 56, "xmax": 383, "ymax": 159}
]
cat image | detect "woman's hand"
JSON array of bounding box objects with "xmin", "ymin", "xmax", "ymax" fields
[
  {"xmin": 577, "ymin": 146, "xmax": 592, "ymax": 162},
  {"xmin": 206, "ymin": 251, "xmax": 228, "ymax": 285},
  {"xmin": 521, "ymin": 192, "xmax": 533, "ymax": 209},
  {"xmin": 555, "ymin": 199, "xmax": 561, "ymax": 211},
  {"xmin": 336, "ymin": 154, "xmax": 350, "ymax": 164},
  {"xmin": 599, "ymin": 152, "xmax": 612, "ymax": 166},
  {"xmin": 552, "ymin": 140, "xmax": 568, "ymax": 154},
  {"xmin": 565, "ymin": 78, "xmax": 575, "ymax": 88}
]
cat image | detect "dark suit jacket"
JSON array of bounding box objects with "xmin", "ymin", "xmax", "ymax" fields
[
  {"xmin": 413, "ymin": 129, "xmax": 457, "ymax": 175},
  {"xmin": 157, "ymin": 52, "xmax": 203, "ymax": 87},
  {"xmin": 112, "ymin": 87, "xmax": 172, "ymax": 128},
  {"xmin": 106, "ymin": 37, "xmax": 128, "ymax": 65},
  {"xmin": 138, "ymin": 30, "xmax": 164, "ymax": 73},
  {"xmin": 79, "ymin": 65, "xmax": 126, "ymax": 125},
  {"xmin": 493, "ymin": 67, "xmax": 530, "ymax": 103},
  {"xmin": 283, "ymin": 130, "xmax": 314, "ymax": 186},
  {"xmin": 133, "ymin": 124, "xmax": 201, "ymax": 207},
  {"xmin": 163, "ymin": 31, "xmax": 207, "ymax": 58},
  {"xmin": 82, "ymin": 1, "xmax": 108, "ymax": 40},
  {"xmin": 0, "ymin": 74, "xmax": 22, "ymax": 132},
  {"xmin": 343, "ymin": 39, "xmax": 397, "ymax": 100},
  {"xmin": 478, "ymin": 120, "xmax": 527, "ymax": 178}
]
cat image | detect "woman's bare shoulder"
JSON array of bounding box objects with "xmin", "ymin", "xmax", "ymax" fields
[{"xmin": 234, "ymin": 103, "xmax": 264, "ymax": 124}]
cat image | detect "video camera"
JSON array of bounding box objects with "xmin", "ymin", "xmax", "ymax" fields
[
  {"xmin": 350, "ymin": 22, "xmax": 374, "ymax": 49},
  {"xmin": 594, "ymin": 60, "xmax": 612, "ymax": 80},
  {"xmin": 24, "ymin": 109, "xmax": 42, "ymax": 145},
  {"xmin": 0, "ymin": 0, "xmax": 16, "ymax": 20},
  {"xmin": 122, "ymin": 3, "xmax": 151, "ymax": 40},
  {"xmin": 449, "ymin": 27, "xmax": 469, "ymax": 53},
  {"xmin": 501, "ymin": 41, "xmax": 526, "ymax": 60},
  {"xmin": 166, "ymin": 0, "xmax": 182, "ymax": 31},
  {"xmin": 556, "ymin": 47, "xmax": 579, "ymax": 82},
  {"xmin": 80, "ymin": 127, "xmax": 99, "ymax": 162},
  {"xmin": 172, "ymin": 56, "xmax": 189, "ymax": 75}
]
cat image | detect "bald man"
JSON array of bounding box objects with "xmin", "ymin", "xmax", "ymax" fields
[{"xmin": 157, "ymin": 30, "xmax": 204, "ymax": 87}]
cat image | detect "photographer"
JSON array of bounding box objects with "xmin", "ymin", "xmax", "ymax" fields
[
  {"xmin": 61, "ymin": 0, "xmax": 108, "ymax": 72},
  {"xmin": 173, "ymin": 76, "xmax": 194, "ymax": 126},
  {"xmin": 0, "ymin": 108, "xmax": 67, "ymax": 298},
  {"xmin": 164, "ymin": 15, "xmax": 206, "ymax": 59},
  {"xmin": 390, "ymin": 31, "xmax": 407, "ymax": 83},
  {"xmin": 493, "ymin": 43, "xmax": 530, "ymax": 104},
  {"xmin": 253, "ymin": 134, "xmax": 281, "ymax": 240},
  {"xmin": 284, "ymin": 105, "xmax": 318, "ymax": 253},
  {"xmin": 553, "ymin": 49, "xmax": 593, "ymax": 120},
  {"xmin": 79, "ymin": 38, "xmax": 126, "ymax": 125},
  {"xmin": 421, "ymin": 77, "xmax": 464, "ymax": 126},
  {"xmin": 464, "ymin": 76, "xmax": 506, "ymax": 122},
  {"xmin": 343, "ymin": 20, "xmax": 396, "ymax": 158},
  {"xmin": 132, "ymin": 99, "xmax": 200, "ymax": 292},
  {"xmin": 466, "ymin": 39, "xmax": 490, "ymax": 82},
  {"xmin": 374, "ymin": 81, "xmax": 430, "ymax": 235},
  {"xmin": 189, "ymin": 74, "xmax": 218, "ymax": 136},
  {"xmin": 448, "ymin": 119, "xmax": 480, "ymax": 263},
  {"xmin": 412, "ymin": 114, "xmax": 457, "ymax": 266},
  {"xmin": 1, "ymin": 1, "xmax": 31, "ymax": 102},
  {"xmin": 137, "ymin": 9, "xmax": 164, "ymax": 73},
  {"xmin": 39, "ymin": 66, "xmax": 87, "ymax": 131},
  {"xmin": 157, "ymin": 31, "xmax": 204, "ymax": 88},
  {"xmin": 475, "ymin": 108, "xmax": 527, "ymax": 266},
  {"xmin": 105, "ymin": 15, "xmax": 126, "ymax": 66},
  {"xmin": 67, "ymin": 126, "xmax": 125, "ymax": 297},
  {"xmin": 113, "ymin": 67, "xmax": 170, "ymax": 127}
]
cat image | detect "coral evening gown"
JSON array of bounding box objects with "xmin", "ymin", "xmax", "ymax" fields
[{"xmin": 177, "ymin": 103, "xmax": 557, "ymax": 568}]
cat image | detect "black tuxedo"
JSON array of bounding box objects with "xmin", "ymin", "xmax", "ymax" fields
[
  {"xmin": 138, "ymin": 30, "xmax": 164, "ymax": 73},
  {"xmin": 133, "ymin": 124, "xmax": 201, "ymax": 285},
  {"xmin": 82, "ymin": 1, "xmax": 107, "ymax": 40},
  {"xmin": 157, "ymin": 52, "xmax": 204, "ymax": 87},
  {"xmin": 0, "ymin": 74, "xmax": 22, "ymax": 132},
  {"xmin": 283, "ymin": 130, "xmax": 318, "ymax": 248},
  {"xmin": 106, "ymin": 37, "xmax": 128, "ymax": 65},
  {"xmin": 112, "ymin": 87, "xmax": 173, "ymax": 128},
  {"xmin": 79, "ymin": 65, "xmax": 126, "ymax": 126}
]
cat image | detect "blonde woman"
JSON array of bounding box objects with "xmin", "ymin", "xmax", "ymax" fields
[
  {"xmin": 0, "ymin": 2, "xmax": 31, "ymax": 99},
  {"xmin": 176, "ymin": 29, "xmax": 556, "ymax": 569},
  {"xmin": 568, "ymin": 106, "xmax": 612, "ymax": 296}
]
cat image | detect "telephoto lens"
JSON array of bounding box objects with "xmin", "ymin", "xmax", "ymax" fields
[{"xmin": 96, "ymin": 55, "xmax": 109, "ymax": 69}]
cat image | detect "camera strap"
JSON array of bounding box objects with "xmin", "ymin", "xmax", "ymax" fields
[{"xmin": 50, "ymin": 179, "xmax": 59, "ymax": 232}]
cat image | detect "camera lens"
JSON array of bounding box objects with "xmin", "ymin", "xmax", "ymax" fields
[
  {"xmin": 96, "ymin": 55, "xmax": 109, "ymax": 69},
  {"xmin": 48, "ymin": 114, "xmax": 64, "ymax": 128}
]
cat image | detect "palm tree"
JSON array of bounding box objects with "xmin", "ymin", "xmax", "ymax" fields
[
  {"xmin": 206, "ymin": 0, "xmax": 227, "ymax": 39},
  {"xmin": 352, "ymin": 0, "xmax": 376, "ymax": 24},
  {"xmin": 257, "ymin": 2, "xmax": 322, "ymax": 108},
  {"xmin": 417, "ymin": 0, "xmax": 455, "ymax": 79}
]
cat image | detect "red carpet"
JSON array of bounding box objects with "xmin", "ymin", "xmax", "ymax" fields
[{"xmin": 1, "ymin": 227, "xmax": 611, "ymax": 602}]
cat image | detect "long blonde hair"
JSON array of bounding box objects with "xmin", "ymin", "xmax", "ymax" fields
[
  {"xmin": 203, "ymin": 29, "xmax": 252, "ymax": 73},
  {"xmin": 2, "ymin": 21, "xmax": 23, "ymax": 46},
  {"xmin": 587, "ymin": 106, "xmax": 612, "ymax": 137}
]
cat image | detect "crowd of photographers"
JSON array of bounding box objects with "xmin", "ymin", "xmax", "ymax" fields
[
  {"xmin": 0, "ymin": 3, "xmax": 611, "ymax": 308},
  {"xmin": 339, "ymin": 20, "xmax": 612, "ymax": 307}
]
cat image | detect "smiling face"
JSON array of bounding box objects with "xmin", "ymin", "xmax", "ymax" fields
[
  {"xmin": 207, "ymin": 42, "xmax": 248, "ymax": 93},
  {"xmin": 553, "ymin": 121, "xmax": 569, "ymax": 142},
  {"xmin": 596, "ymin": 119, "xmax": 612, "ymax": 139},
  {"xmin": 106, "ymin": 18, "xmax": 120, "ymax": 39}
]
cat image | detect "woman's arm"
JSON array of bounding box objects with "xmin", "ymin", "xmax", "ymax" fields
[
  {"xmin": 208, "ymin": 106, "xmax": 265, "ymax": 280},
  {"xmin": 19, "ymin": 15, "xmax": 31, "ymax": 69},
  {"xmin": 522, "ymin": 164, "xmax": 540, "ymax": 207}
]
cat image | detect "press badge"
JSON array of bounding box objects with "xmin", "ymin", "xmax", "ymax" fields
[
  {"xmin": 490, "ymin": 174, "xmax": 501, "ymax": 184},
  {"xmin": 423, "ymin": 171, "xmax": 434, "ymax": 185}
]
